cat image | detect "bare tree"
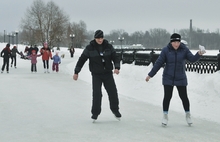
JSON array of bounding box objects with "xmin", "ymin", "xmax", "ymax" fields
[
  {"xmin": 149, "ymin": 28, "xmax": 170, "ymax": 48},
  {"xmin": 68, "ymin": 20, "xmax": 87, "ymax": 48},
  {"xmin": 20, "ymin": 0, "xmax": 69, "ymax": 47},
  {"xmin": 131, "ymin": 31, "xmax": 145, "ymax": 45}
]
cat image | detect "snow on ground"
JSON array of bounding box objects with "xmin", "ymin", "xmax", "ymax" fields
[{"xmin": 0, "ymin": 43, "xmax": 220, "ymax": 142}]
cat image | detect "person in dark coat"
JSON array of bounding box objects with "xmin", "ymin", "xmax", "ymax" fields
[
  {"xmin": 145, "ymin": 33, "xmax": 206, "ymax": 126},
  {"xmin": 28, "ymin": 45, "xmax": 34, "ymax": 55},
  {"xmin": 24, "ymin": 46, "xmax": 29, "ymax": 56},
  {"xmin": 69, "ymin": 46, "xmax": 75, "ymax": 58},
  {"xmin": 10, "ymin": 45, "xmax": 21, "ymax": 68},
  {"xmin": 73, "ymin": 30, "xmax": 121, "ymax": 121},
  {"xmin": 1, "ymin": 43, "xmax": 11, "ymax": 73},
  {"xmin": 33, "ymin": 45, "xmax": 39, "ymax": 54},
  {"xmin": 149, "ymin": 49, "xmax": 156, "ymax": 66},
  {"xmin": 216, "ymin": 50, "xmax": 220, "ymax": 71}
]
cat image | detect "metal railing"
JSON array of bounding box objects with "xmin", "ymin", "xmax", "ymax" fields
[{"xmin": 116, "ymin": 49, "xmax": 218, "ymax": 74}]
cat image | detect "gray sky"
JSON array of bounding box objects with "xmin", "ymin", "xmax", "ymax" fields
[{"xmin": 1, "ymin": 0, "xmax": 220, "ymax": 35}]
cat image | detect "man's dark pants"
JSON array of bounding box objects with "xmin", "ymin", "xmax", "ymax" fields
[{"xmin": 91, "ymin": 73, "xmax": 119, "ymax": 116}]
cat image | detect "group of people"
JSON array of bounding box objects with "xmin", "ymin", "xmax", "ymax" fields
[
  {"xmin": 73, "ymin": 30, "xmax": 206, "ymax": 126},
  {"xmin": 0, "ymin": 30, "xmax": 209, "ymax": 126},
  {"xmin": 1, "ymin": 42, "xmax": 61, "ymax": 73},
  {"xmin": 1, "ymin": 44, "xmax": 23, "ymax": 73},
  {"xmin": 24, "ymin": 45, "xmax": 39, "ymax": 56}
]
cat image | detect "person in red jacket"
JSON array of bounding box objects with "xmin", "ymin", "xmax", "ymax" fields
[{"xmin": 40, "ymin": 42, "xmax": 52, "ymax": 73}]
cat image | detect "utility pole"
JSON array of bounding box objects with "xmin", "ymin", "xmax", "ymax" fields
[{"xmin": 189, "ymin": 19, "xmax": 192, "ymax": 48}]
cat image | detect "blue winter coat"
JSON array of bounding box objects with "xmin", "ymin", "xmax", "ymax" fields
[
  {"xmin": 52, "ymin": 55, "xmax": 61, "ymax": 64},
  {"xmin": 148, "ymin": 43, "xmax": 201, "ymax": 86}
]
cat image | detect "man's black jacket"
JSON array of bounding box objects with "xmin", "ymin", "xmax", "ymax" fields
[{"xmin": 74, "ymin": 39, "xmax": 120, "ymax": 74}]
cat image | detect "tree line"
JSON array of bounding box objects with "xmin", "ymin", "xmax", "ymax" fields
[{"xmin": 0, "ymin": 0, "xmax": 220, "ymax": 50}]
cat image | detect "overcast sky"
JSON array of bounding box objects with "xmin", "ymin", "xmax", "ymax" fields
[{"xmin": 1, "ymin": 0, "xmax": 220, "ymax": 35}]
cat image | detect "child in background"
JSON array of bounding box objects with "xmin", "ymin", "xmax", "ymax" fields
[
  {"xmin": 27, "ymin": 50, "xmax": 41, "ymax": 72},
  {"xmin": 52, "ymin": 52, "xmax": 61, "ymax": 72}
]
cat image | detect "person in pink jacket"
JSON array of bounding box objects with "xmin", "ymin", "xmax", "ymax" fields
[{"xmin": 27, "ymin": 50, "xmax": 41, "ymax": 73}]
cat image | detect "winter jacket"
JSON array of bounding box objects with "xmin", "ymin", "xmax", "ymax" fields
[
  {"xmin": 28, "ymin": 54, "xmax": 41, "ymax": 64},
  {"xmin": 11, "ymin": 47, "xmax": 20, "ymax": 56},
  {"xmin": 52, "ymin": 55, "xmax": 61, "ymax": 64},
  {"xmin": 40, "ymin": 47, "xmax": 52, "ymax": 60},
  {"xmin": 74, "ymin": 39, "xmax": 120, "ymax": 74},
  {"xmin": 1, "ymin": 47, "xmax": 11, "ymax": 59},
  {"xmin": 148, "ymin": 43, "xmax": 201, "ymax": 86},
  {"xmin": 69, "ymin": 48, "xmax": 75, "ymax": 53},
  {"xmin": 28, "ymin": 46, "xmax": 39, "ymax": 55}
]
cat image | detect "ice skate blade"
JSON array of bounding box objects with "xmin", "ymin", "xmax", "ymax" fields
[
  {"xmin": 188, "ymin": 123, "xmax": 192, "ymax": 126},
  {"xmin": 92, "ymin": 119, "xmax": 96, "ymax": 123},
  {"xmin": 162, "ymin": 123, "xmax": 167, "ymax": 127},
  {"xmin": 115, "ymin": 117, "xmax": 121, "ymax": 121}
]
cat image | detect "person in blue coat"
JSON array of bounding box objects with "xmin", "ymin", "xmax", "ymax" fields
[
  {"xmin": 145, "ymin": 33, "xmax": 206, "ymax": 126},
  {"xmin": 51, "ymin": 52, "xmax": 61, "ymax": 72}
]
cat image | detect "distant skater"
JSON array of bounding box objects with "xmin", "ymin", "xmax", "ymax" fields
[
  {"xmin": 40, "ymin": 42, "xmax": 52, "ymax": 73},
  {"xmin": 52, "ymin": 52, "xmax": 61, "ymax": 72},
  {"xmin": 69, "ymin": 46, "xmax": 75, "ymax": 58},
  {"xmin": 1, "ymin": 43, "xmax": 11, "ymax": 73},
  {"xmin": 27, "ymin": 50, "xmax": 41, "ymax": 72},
  {"xmin": 10, "ymin": 45, "xmax": 21, "ymax": 68}
]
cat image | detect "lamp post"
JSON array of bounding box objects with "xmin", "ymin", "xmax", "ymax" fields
[
  {"xmin": 109, "ymin": 40, "xmax": 114, "ymax": 45},
  {"xmin": 8, "ymin": 33, "xmax": 11, "ymax": 44},
  {"xmin": 15, "ymin": 31, "xmax": 18, "ymax": 47},
  {"xmin": 69, "ymin": 34, "xmax": 75, "ymax": 47},
  {"xmin": 118, "ymin": 37, "xmax": 124, "ymax": 50},
  {"xmin": 118, "ymin": 37, "xmax": 124, "ymax": 61},
  {"xmin": 56, "ymin": 37, "xmax": 61, "ymax": 50},
  {"xmin": 11, "ymin": 34, "xmax": 15, "ymax": 45},
  {"xmin": 4, "ymin": 30, "xmax": 6, "ymax": 43}
]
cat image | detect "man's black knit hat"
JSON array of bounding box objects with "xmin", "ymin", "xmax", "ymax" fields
[
  {"xmin": 6, "ymin": 43, "xmax": 10, "ymax": 47},
  {"xmin": 170, "ymin": 33, "xmax": 181, "ymax": 42},
  {"xmin": 94, "ymin": 30, "xmax": 104, "ymax": 38}
]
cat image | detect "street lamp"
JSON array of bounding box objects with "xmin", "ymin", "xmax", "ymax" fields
[
  {"xmin": 109, "ymin": 40, "xmax": 114, "ymax": 45},
  {"xmin": 56, "ymin": 37, "xmax": 61, "ymax": 50},
  {"xmin": 11, "ymin": 34, "xmax": 15, "ymax": 45},
  {"xmin": 118, "ymin": 37, "xmax": 124, "ymax": 50},
  {"xmin": 15, "ymin": 31, "xmax": 19, "ymax": 47},
  {"xmin": 8, "ymin": 33, "xmax": 11, "ymax": 44},
  {"xmin": 69, "ymin": 34, "xmax": 75, "ymax": 47},
  {"xmin": 4, "ymin": 30, "xmax": 6, "ymax": 43}
]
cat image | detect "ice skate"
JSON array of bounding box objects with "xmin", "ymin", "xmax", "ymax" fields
[
  {"xmin": 162, "ymin": 113, "xmax": 168, "ymax": 127},
  {"xmin": 186, "ymin": 112, "xmax": 193, "ymax": 126},
  {"xmin": 112, "ymin": 111, "xmax": 121, "ymax": 121},
  {"xmin": 91, "ymin": 115, "xmax": 98, "ymax": 123}
]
